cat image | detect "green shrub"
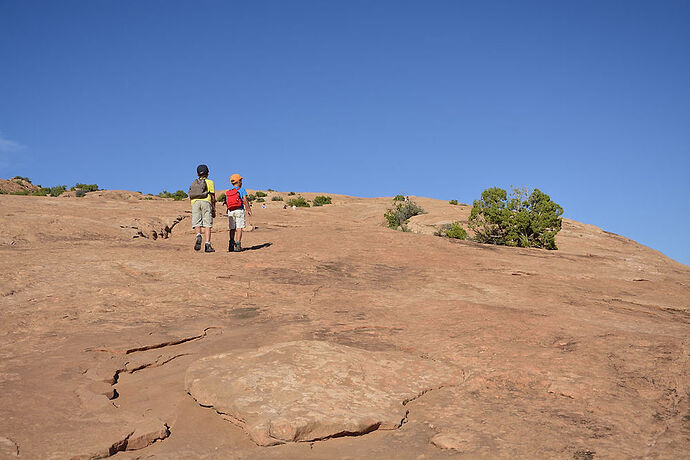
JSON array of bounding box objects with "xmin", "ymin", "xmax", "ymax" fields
[
  {"xmin": 75, "ymin": 189, "xmax": 86, "ymax": 198},
  {"xmin": 468, "ymin": 187, "xmax": 563, "ymax": 250},
  {"xmin": 256, "ymin": 197, "xmax": 265, "ymax": 202},
  {"xmin": 271, "ymin": 196, "xmax": 283, "ymax": 201},
  {"xmin": 32, "ymin": 188, "xmax": 50, "ymax": 196},
  {"xmin": 393, "ymin": 194, "xmax": 405, "ymax": 202},
  {"xmin": 255, "ymin": 191, "xmax": 267, "ymax": 197},
  {"xmin": 267, "ymin": 188, "xmax": 275, "ymax": 192},
  {"xmin": 246, "ymin": 194, "xmax": 256, "ymax": 202},
  {"xmin": 287, "ymin": 196, "xmax": 310, "ymax": 207},
  {"xmin": 312, "ymin": 195, "xmax": 332, "ymax": 207},
  {"xmin": 0, "ymin": 189, "xmax": 6, "ymax": 194},
  {"xmin": 435, "ymin": 222, "xmax": 467, "ymax": 239},
  {"xmin": 158, "ymin": 190, "xmax": 188, "ymax": 200},
  {"xmin": 143, "ymin": 196, "xmax": 154, "ymax": 200},
  {"xmin": 288, "ymin": 191, "xmax": 296, "ymax": 196},
  {"xmin": 449, "ymin": 199, "xmax": 458, "ymax": 205},
  {"xmin": 10, "ymin": 190, "xmax": 30, "ymax": 195},
  {"xmin": 384, "ymin": 200, "xmax": 424, "ymax": 230},
  {"xmin": 50, "ymin": 185, "xmax": 67, "ymax": 197},
  {"xmin": 75, "ymin": 183, "xmax": 99, "ymax": 192},
  {"xmin": 12, "ymin": 176, "xmax": 31, "ymax": 183}
]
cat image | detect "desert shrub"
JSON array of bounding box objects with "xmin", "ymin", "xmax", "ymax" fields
[
  {"xmin": 449, "ymin": 199, "xmax": 458, "ymax": 205},
  {"xmin": 435, "ymin": 222, "xmax": 467, "ymax": 239},
  {"xmin": 75, "ymin": 183, "xmax": 99, "ymax": 192},
  {"xmin": 12, "ymin": 176, "xmax": 31, "ymax": 183},
  {"xmin": 384, "ymin": 200, "xmax": 424, "ymax": 230},
  {"xmin": 468, "ymin": 187, "xmax": 563, "ymax": 250},
  {"xmin": 158, "ymin": 190, "xmax": 188, "ymax": 200},
  {"xmin": 75, "ymin": 189, "xmax": 86, "ymax": 198},
  {"xmin": 256, "ymin": 197, "xmax": 265, "ymax": 202},
  {"xmin": 10, "ymin": 190, "xmax": 30, "ymax": 195},
  {"xmin": 0, "ymin": 189, "xmax": 6, "ymax": 194},
  {"xmin": 271, "ymin": 196, "xmax": 283, "ymax": 201},
  {"xmin": 312, "ymin": 195, "xmax": 332, "ymax": 207},
  {"xmin": 143, "ymin": 196, "xmax": 154, "ymax": 200},
  {"xmin": 287, "ymin": 196, "xmax": 310, "ymax": 207},
  {"xmin": 255, "ymin": 191, "xmax": 267, "ymax": 197},
  {"xmin": 288, "ymin": 191, "xmax": 295, "ymax": 196},
  {"xmin": 393, "ymin": 194, "xmax": 405, "ymax": 202},
  {"xmin": 49, "ymin": 185, "xmax": 67, "ymax": 197},
  {"xmin": 32, "ymin": 188, "xmax": 50, "ymax": 196},
  {"xmin": 267, "ymin": 188, "xmax": 275, "ymax": 192},
  {"xmin": 246, "ymin": 194, "xmax": 256, "ymax": 202}
]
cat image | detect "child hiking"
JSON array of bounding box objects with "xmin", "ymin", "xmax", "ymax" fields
[
  {"xmin": 226, "ymin": 173, "xmax": 252, "ymax": 252},
  {"xmin": 189, "ymin": 164, "xmax": 216, "ymax": 253}
]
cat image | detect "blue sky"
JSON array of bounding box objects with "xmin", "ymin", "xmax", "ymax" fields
[{"xmin": 1, "ymin": 1, "xmax": 689, "ymax": 265}]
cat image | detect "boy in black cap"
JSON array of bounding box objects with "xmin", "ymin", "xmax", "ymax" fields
[{"xmin": 189, "ymin": 164, "xmax": 216, "ymax": 252}]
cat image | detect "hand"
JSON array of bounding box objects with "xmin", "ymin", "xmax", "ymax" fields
[{"xmin": 211, "ymin": 209, "xmax": 216, "ymax": 218}]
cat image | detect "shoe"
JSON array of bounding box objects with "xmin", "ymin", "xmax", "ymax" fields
[
  {"xmin": 194, "ymin": 234, "xmax": 202, "ymax": 251},
  {"xmin": 205, "ymin": 243, "xmax": 215, "ymax": 253},
  {"xmin": 234, "ymin": 242, "xmax": 242, "ymax": 252},
  {"xmin": 228, "ymin": 240, "xmax": 235, "ymax": 253}
]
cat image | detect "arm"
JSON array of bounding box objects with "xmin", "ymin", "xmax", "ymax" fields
[
  {"xmin": 243, "ymin": 196, "xmax": 252, "ymax": 216},
  {"xmin": 211, "ymin": 192, "xmax": 216, "ymax": 217}
]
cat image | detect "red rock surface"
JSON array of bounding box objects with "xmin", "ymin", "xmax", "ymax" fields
[{"xmin": 0, "ymin": 191, "xmax": 688, "ymax": 458}]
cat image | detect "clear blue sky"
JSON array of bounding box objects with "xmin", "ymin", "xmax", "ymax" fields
[{"xmin": 1, "ymin": 1, "xmax": 689, "ymax": 265}]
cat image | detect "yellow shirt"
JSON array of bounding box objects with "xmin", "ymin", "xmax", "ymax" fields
[{"xmin": 190, "ymin": 178, "xmax": 215, "ymax": 204}]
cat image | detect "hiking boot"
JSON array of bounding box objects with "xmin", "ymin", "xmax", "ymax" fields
[
  {"xmin": 228, "ymin": 240, "xmax": 235, "ymax": 253},
  {"xmin": 205, "ymin": 243, "xmax": 215, "ymax": 253},
  {"xmin": 194, "ymin": 234, "xmax": 202, "ymax": 251},
  {"xmin": 234, "ymin": 242, "xmax": 242, "ymax": 252}
]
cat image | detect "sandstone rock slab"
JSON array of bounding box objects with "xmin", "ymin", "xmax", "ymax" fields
[{"xmin": 185, "ymin": 340, "xmax": 459, "ymax": 446}]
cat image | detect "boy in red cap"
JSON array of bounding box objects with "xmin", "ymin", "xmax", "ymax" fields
[{"xmin": 225, "ymin": 173, "xmax": 252, "ymax": 252}]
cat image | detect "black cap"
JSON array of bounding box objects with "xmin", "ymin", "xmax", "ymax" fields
[{"xmin": 197, "ymin": 164, "xmax": 209, "ymax": 175}]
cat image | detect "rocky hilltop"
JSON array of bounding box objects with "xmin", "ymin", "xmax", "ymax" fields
[{"xmin": 0, "ymin": 190, "xmax": 688, "ymax": 459}]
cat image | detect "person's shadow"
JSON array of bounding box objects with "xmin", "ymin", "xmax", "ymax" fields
[{"xmin": 242, "ymin": 242, "xmax": 272, "ymax": 251}]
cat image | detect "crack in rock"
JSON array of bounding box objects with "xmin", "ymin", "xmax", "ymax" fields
[
  {"xmin": 127, "ymin": 215, "xmax": 187, "ymax": 240},
  {"xmin": 0, "ymin": 436, "xmax": 19, "ymax": 457},
  {"xmin": 69, "ymin": 420, "xmax": 170, "ymax": 459},
  {"xmin": 85, "ymin": 327, "xmax": 220, "ymax": 355}
]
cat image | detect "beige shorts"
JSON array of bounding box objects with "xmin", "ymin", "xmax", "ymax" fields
[
  {"xmin": 227, "ymin": 209, "xmax": 245, "ymax": 229},
  {"xmin": 191, "ymin": 200, "xmax": 213, "ymax": 228}
]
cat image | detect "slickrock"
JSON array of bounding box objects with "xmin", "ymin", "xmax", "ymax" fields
[{"xmin": 185, "ymin": 340, "xmax": 460, "ymax": 445}]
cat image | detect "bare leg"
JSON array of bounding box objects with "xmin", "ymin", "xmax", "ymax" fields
[
  {"xmin": 194, "ymin": 226, "xmax": 201, "ymax": 235},
  {"xmin": 204, "ymin": 226, "xmax": 211, "ymax": 243},
  {"xmin": 229, "ymin": 229, "xmax": 236, "ymax": 242},
  {"xmin": 235, "ymin": 228, "xmax": 243, "ymax": 243}
]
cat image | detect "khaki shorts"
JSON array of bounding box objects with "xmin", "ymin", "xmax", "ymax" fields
[
  {"xmin": 191, "ymin": 200, "xmax": 213, "ymax": 228},
  {"xmin": 228, "ymin": 209, "xmax": 245, "ymax": 229}
]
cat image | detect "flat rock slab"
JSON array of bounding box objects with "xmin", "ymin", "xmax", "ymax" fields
[{"xmin": 185, "ymin": 340, "xmax": 459, "ymax": 446}]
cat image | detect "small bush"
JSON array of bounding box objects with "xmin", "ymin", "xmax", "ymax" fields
[
  {"xmin": 75, "ymin": 183, "xmax": 99, "ymax": 192},
  {"xmin": 449, "ymin": 199, "xmax": 458, "ymax": 205},
  {"xmin": 255, "ymin": 191, "xmax": 267, "ymax": 197},
  {"xmin": 10, "ymin": 190, "xmax": 30, "ymax": 195},
  {"xmin": 32, "ymin": 188, "xmax": 50, "ymax": 196},
  {"xmin": 246, "ymin": 194, "xmax": 256, "ymax": 202},
  {"xmin": 50, "ymin": 185, "xmax": 67, "ymax": 197},
  {"xmin": 75, "ymin": 189, "xmax": 86, "ymax": 198},
  {"xmin": 256, "ymin": 197, "xmax": 265, "ymax": 202},
  {"xmin": 12, "ymin": 176, "xmax": 31, "ymax": 183},
  {"xmin": 287, "ymin": 196, "xmax": 310, "ymax": 207},
  {"xmin": 143, "ymin": 196, "xmax": 154, "ymax": 200},
  {"xmin": 0, "ymin": 189, "xmax": 6, "ymax": 194},
  {"xmin": 393, "ymin": 194, "xmax": 405, "ymax": 202},
  {"xmin": 312, "ymin": 195, "xmax": 332, "ymax": 207},
  {"xmin": 468, "ymin": 186, "xmax": 563, "ymax": 250},
  {"xmin": 271, "ymin": 196, "xmax": 283, "ymax": 201},
  {"xmin": 288, "ymin": 191, "xmax": 296, "ymax": 196},
  {"xmin": 267, "ymin": 188, "xmax": 275, "ymax": 192},
  {"xmin": 158, "ymin": 190, "xmax": 188, "ymax": 200},
  {"xmin": 435, "ymin": 222, "xmax": 467, "ymax": 240},
  {"xmin": 384, "ymin": 200, "xmax": 424, "ymax": 230}
]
